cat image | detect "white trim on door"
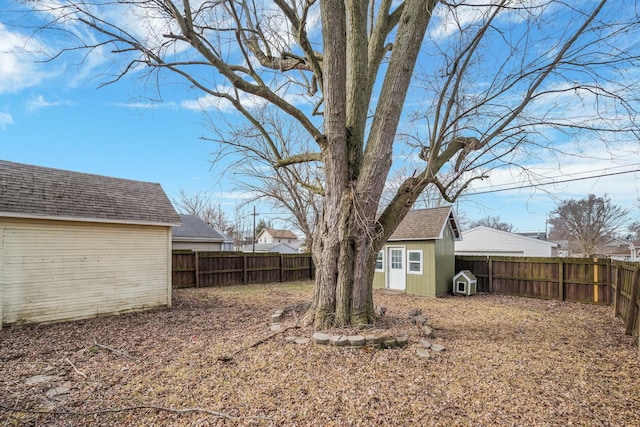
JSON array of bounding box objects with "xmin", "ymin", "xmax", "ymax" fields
[{"xmin": 386, "ymin": 246, "xmax": 406, "ymax": 291}]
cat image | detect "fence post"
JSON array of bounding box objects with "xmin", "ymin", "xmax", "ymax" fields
[
  {"xmin": 195, "ymin": 251, "xmax": 200, "ymax": 288},
  {"xmin": 280, "ymin": 254, "xmax": 285, "ymax": 282},
  {"xmin": 593, "ymin": 258, "xmax": 600, "ymax": 303},
  {"xmin": 243, "ymin": 254, "xmax": 248, "ymax": 285},
  {"xmin": 612, "ymin": 263, "xmax": 620, "ymax": 316},
  {"xmin": 558, "ymin": 259, "xmax": 564, "ymax": 301},
  {"xmin": 488, "ymin": 257, "xmax": 493, "ymax": 293},
  {"xmin": 625, "ymin": 267, "xmax": 639, "ymax": 336}
]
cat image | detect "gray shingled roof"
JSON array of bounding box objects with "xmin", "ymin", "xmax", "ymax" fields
[
  {"xmin": 173, "ymin": 214, "xmax": 227, "ymax": 241},
  {"xmin": 389, "ymin": 206, "xmax": 460, "ymax": 240},
  {"xmin": 0, "ymin": 160, "xmax": 180, "ymax": 225}
]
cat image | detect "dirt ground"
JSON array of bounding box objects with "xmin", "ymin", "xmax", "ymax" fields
[{"xmin": 1, "ymin": 281, "xmax": 639, "ymax": 426}]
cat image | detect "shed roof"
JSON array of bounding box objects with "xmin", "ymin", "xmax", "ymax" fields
[
  {"xmin": 0, "ymin": 160, "xmax": 180, "ymax": 226},
  {"xmin": 389, "ymin": 206, "xmax": 460, "ymax": 241},
  {"xmin": 173, "ymin": 214, "xmax": 229, "ymax": 242}
]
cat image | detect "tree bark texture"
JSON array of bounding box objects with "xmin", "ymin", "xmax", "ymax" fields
[{"xmin": 305, "ymin": 0, "xmax": 438, "ymax": 329}]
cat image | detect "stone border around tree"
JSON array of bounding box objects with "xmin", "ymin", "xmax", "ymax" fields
[{"xmin": 270, "ymin": 308, "xmax": 446, "ymax": 359}]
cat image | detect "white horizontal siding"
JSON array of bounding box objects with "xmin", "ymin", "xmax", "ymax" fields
[
  {"xmin": 172, "ymin": 241, "xmax": 222, "ymax": 251},
  {"xmin": 455, "ymin": 226, "xmax": 556, "ymax": 257},
  {"xmin": 1, "ymin": 218, "xmax": 170, "ymax": 327}
]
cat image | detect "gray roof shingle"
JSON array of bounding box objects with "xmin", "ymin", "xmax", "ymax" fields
[
  {"xmin": 0, "ymin": 160, "xmax": 180, "ymax": 225},
  {"xmin": 173, "ymin": 214, "xmax": 227, "ymax": 241},
  {"xmin": 389, "ymin": 206, "xmax": 460, "ymax": 240}
]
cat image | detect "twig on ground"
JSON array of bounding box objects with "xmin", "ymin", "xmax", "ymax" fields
[
  {"xmin": 218, "ymin": 324, "xmax": 299, "ymax": 362},
  {"xmin": 0, "ymin": 403, "xmax": 270, "ymax": 422},
  {"xmin": 92, "ymin": 339, "xmax": 135, "ymax": 360},
  {"xmin": 65, "ymin": 358, "xmax": 86, "ymax": 378}
]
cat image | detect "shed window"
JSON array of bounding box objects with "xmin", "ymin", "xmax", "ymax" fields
[
  {"xmin": 407, "ymin": 250, "xmax": 423, "ymax": 275},
  {"xmin": 375, "ymin": 251, "xmax": 384, "ymax": 272}
]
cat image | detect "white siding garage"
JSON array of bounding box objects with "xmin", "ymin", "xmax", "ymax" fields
[
  {"xmin": 0, "ymin": 160, "xmax": 180, "ymax": 329},
  {"xmin": 455, "ymin": 226, "xmax": 558, "ymax": 257}
]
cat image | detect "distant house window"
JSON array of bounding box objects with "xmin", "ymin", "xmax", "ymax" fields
[
  {"xmin": 407, "ymin": 250, "xmax": 423, "ymax": 275},
  {"xmin": 375, "ymin": 251, "xmax": 384, "ymax": 272}
]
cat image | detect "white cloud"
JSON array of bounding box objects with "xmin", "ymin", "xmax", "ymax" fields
[
  {"xmin": 0, "ymin": 23, "xmax": 53, "ymax": 94},
  {"xmin": 0, "ymin": 112, "xmax": 15, "ymax": 130},
  {"xmin": 26, "ymin": 95, "xmax": 74, "ymax": 112}
]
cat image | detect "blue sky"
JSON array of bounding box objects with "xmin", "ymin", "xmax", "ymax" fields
[{"xmin": 1, "ymin": 1, "xmax": 639, "ymax": 234}]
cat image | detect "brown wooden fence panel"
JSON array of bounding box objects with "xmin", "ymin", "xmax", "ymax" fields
[
  {"xmin": 283, "ymin": 254, "xmax": 315, "ymax": 282},
  {"xmin": 172, "ymin": 251, "xmax": 314, "ymax": 288},
  {"xmin": 454, "ymin": 256, "xmax": 490, "ymax": 292},
  {"xmin": 611, "ymin": 261, "xmax": 640, "ymax": 341},
  {"xmin": 562, "ymin": 258, "xmax": 611, "ymax": 304},
  {"xmin": 455, "ymin": 256, "xmax": 611, "ymax": 304},
  {"xmin": 172, "ymin": 251, "xmax": 196, "ymax": 288}
]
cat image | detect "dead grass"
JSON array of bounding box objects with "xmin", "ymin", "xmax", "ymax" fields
[{"xmin": 1, "ymin": 281, "xmax": 639, "ymax": 426}]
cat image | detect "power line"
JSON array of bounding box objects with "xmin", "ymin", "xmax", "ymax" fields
[{"xmin": 465, "ymin": 167, "xmax": 640, "ymax": 196}]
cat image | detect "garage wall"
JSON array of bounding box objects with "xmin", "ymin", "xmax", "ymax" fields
[{"xmin": 1, "ymin": 218, "xmax": 171, "ymax": 328}]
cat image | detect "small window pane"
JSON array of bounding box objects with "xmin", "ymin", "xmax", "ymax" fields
[
  {"xmin": 407, "ymin": 250, "xmax": 422, "ymax": 275},
  {"xmin": 375, "ymin": 251, "xmax": 384, "ymax": 271}
]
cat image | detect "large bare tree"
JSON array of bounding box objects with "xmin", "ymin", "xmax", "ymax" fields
[
  {"xmin": 15, "ymin": 0, "xmax": 640, "ymax": 327},
  {"xmin": 548, "ymin": 194, "xmax": 629, "ymax": 257}
]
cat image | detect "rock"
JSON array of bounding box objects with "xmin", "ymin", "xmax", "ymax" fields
[
  {"xmin": 274, "ymin": 309, "xmax": 284, "ymax": 315},
  {"xmin": 46, "ymin": 384, "xmax": 71, "ymax": 399},
  {"xmin": 348, "ymin": 335, "xmax": 366, "ymax": 347},
  {"xmin": 364, "ymin": 335, "xmax": 382, "ymax": 346},
  {"xmin": 271, "ymin": 313, "xmax": 283, "ymax": 323},
  {"xmin": 422, "ymin": 325, "xmax": 435, "ymax": 338},
  {"xmin": 284, "ymin": 335, "xmax": 297, "ymax": 343},
  {"xmin": 294, "ymin": 337, "xmax": 310, "ymax": 345},
  {"xmin": 430, "ymin": 343, "xmax": 445, "ymax": 352},
  {"xmin": 408, "ymin": 308, "xmax": 422, "ymax": 317},
  {"xmin": 25, "ymin": 375, "xmax": 59, "ymax": 385},
  {"xmin": 395, "ymin": 335, "xmax": 409, "ymax": 347},
  {"xmin": 270, "ymin": 323, "xmax": 283, "ymax": 332},
  {"xmin": 311, "ymin": 332, "xmax": 330, "ymax": 345},
  {"xmin": 418, "ymin": 339, "xmax": 432, "ymax": 349},
  {"xmin": 383, "ymin": 338, "xmax": 397, "ymax": 349},
  {"xmin": 411, "ymin": 315, "xmax": 429, "ymax": 325},
  {"xmin": 329, "ymin": 335, "xmax": 349, "ymax": 346},
  {"xmin": 416, "ymin": 348, "xmax": 431, "ymax": 359}
]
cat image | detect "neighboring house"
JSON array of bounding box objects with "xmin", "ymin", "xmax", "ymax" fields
[
  {"xmin": 0, "ymin": 160, "xmax": 181, "ymax": 329},
  {"xmin": 455, "ymin": 226, "xmax": 558, "ymax": 257},
  {"xmin": 257, "ymin": 228, "xmax": 299, "ymax": 244},
  {"xmin": 242, "ymin": 242, "xmax": 299, "ymax": 254},
  {"xmin": 373, "ymin": 206, "xmax": 461, "ymax": 297},
  {"xmin": 595, "ymin": 238, "xmax": 634, "ymax": 261},
  {"xmin": 172, "ymin": 214, "xmax": 234, "ymax": 252},
  {"xmin": 630, "ymin": 241, "xmax": 640, "ymax": 262}
]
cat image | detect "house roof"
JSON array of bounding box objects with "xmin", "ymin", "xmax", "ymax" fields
[
  {"xmin": 388, "ymin": 206, "xmax": 460, "ymax": 241},
  {"xmin": 172, "ymin": 214, "xmax": 230, "ymax": 242},
  {"xmin": 0, "ymin": 160, "xmax": 180, "ymax": 226},
  {"xmin": 260, "ymin": 228, "xmax": 298, "ymax": 240},
  {"xmin": 242, "ymin": 242, "xmax": 298, "ymax": 253}
]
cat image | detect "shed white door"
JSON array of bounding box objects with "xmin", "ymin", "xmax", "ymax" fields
[{"xmin": 386, "ymin": 246, "xmax": 406, "ymax": 290}]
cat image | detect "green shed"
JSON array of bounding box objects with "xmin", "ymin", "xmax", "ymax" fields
[{"xmin": 373, "ymin": 206, "xmax": 461, "ymax": 297}]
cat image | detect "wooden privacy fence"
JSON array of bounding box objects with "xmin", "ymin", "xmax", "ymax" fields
[
  {"xmin": 611, "ymin": 261, "xmax": 640, "ymax": 340},
  {"xmin": 172, "ymin": 251, "xmax": 314, "ymax": 288},
  {"xmin": 456, "ymin": 256, "xmax": 639, "ymax": 341}
]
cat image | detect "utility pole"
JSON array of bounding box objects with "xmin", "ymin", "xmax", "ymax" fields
[{"xmin": 252, "ymin": 205, "xmax": 257, "ymax": 253}]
